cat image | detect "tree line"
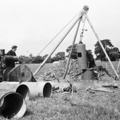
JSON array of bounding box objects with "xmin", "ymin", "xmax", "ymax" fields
[
  {"xmin": 19, "ymin": 39, "xmax": 120, "ymax": 63},
  {"xmin": 19, "ymin": 52, "xmax": 66, "ymax": 64}
]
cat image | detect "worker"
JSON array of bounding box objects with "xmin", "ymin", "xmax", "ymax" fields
[
  {"xmin": 5, "ymin": 45, "xmax": 18, "ymax": 68},
  {"xmin": 86, "ymin": 50, "xmax": 96, "ymax": 68}
]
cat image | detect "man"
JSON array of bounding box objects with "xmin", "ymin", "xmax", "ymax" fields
[
  {"xmin": 5, "ymin": 45, "xmax": 18, "ymax": 68},
  {"xmin": 86, "ymin": 50, "xmax": 96, "ymax": 68}
]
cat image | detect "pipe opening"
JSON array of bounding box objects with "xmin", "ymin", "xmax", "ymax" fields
[
  {"xmin": 43, "ymin": 83, "xmax": 52, "ymax": 97},
  {"xmin": 0, "ymin": 92, "xmax": 24, "ymax": 119},
  {"xmin": 16, "ymin": 85, "xmax": 29, "ymax": 100}
]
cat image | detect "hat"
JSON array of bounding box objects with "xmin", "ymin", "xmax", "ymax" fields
[{"xmin": 12, "ymin": 45, "xmax": 17, "ymax": 49}]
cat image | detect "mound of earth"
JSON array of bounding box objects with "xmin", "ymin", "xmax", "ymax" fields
[{"xmin": 39, "ymin": 59, "xmax": 116, "ymax": 82}]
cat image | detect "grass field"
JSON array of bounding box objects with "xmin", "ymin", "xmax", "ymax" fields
[{"xmin": 1, "ymin": 61, "xmax": 120, "ymax": 120}]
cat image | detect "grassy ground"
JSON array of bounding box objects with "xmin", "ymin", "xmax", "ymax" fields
[
  {"xmin": 19, "ymin": 91, "xmax": 120, "ymax": 120},
  {"xmin": 2, "ymin": 89, "xmax": 120, "ymax": 120},
  {"xmin": 27, "ymin": 61, "xmax": 120, "ymax": 77},
  {"xmin": 1, "ymin": 61, "xmax": 120, "ymax": 120}
]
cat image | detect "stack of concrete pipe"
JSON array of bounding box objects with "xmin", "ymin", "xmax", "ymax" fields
[{"xmin": 0, "ymin": 81, "xmax": 52, "ymax": 119}]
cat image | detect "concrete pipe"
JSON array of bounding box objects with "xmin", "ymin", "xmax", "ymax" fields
[
  {"xmin": 0, "ymin": 82, "xmax": 19, "ymax": 92},
  {"xmin": 0, "ymin": 92, "xmax": 26, "ymax": 119},
  {"xmin": 16, "ymin": 81, "xmax": 52, "ymax": 99},
  {"xmin": 0, "ymin": 82, "xmax": 28, "ymax": 99},
  {"xmin": 16, "ymin": 84, "xmax": 29, "ymax": 100}
]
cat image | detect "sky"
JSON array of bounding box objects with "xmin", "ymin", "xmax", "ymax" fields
[{"xmin": 0, "ymin": 0, "xmax": 120, "ymax": 57}]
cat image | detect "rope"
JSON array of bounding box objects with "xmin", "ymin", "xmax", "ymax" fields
[{"xmin": 30, "ymin": 11, "xmax": 82, "ymax": 63}]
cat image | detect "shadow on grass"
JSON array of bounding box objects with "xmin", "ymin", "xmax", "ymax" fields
[{"xmin": 24, "ymin": 109, "xmax": 33, "ymax": 117}]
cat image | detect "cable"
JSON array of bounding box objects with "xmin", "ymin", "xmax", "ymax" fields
[{"xmin": 30, "ymin": 10, "xmax": 82, "ymax": 63}]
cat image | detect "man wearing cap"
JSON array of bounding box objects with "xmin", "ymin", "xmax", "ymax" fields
[
  {"xmin": 7, "ymin": 45, "xmax": 17, "ymax": 56},
  {"xmin": 5, "ymin": 45, "xmax": 18, "ymax": 68}
]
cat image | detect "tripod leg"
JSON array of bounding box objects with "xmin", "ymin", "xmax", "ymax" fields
[
  {"xmin": 63, "ymin": 18, "xmax": 82, "ymax": 79},
  {"xmin": 86, "ymin": 15, "xmax": 119, "ymax": 80}
]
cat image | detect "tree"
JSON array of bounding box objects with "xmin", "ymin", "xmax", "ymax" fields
[
  {"xmin": 66, "ymin": 44, "xmax": 77, "ymax": 59},
  {"xmin": 32, "ymin": 55, "xmax": 43, "ymax": 63},
  {"xmin": 19, "ymin": 55, "xmax": 31, "ymax": 63},
  {"xmin": 19, "ymin": 55, "xmax": 26, "ymax": 64},
  {"xmin": 52, "ymin": 56, "xmax": 59, "ymax": 62},
  {"xmin": 29, "ymin": 53, "xmax": 34, "ymax": 63},
  {"xmin": 94, "ymin": 39, "xmax": 120, "ymax": 61},
  {"xmin": 29, "ymin": 53, "xmax": 33, "ymax": 59},
  {"xmin": 43, "ymin": 54, "xmax": 48, "ymax": 60},
  {"xmin": 55, "ymin": 52, "xmax": 65, "ymax": 60},
  {"xmin": 42, "ymin": 54, "xmax": 52, "ymax": 63},
  {"xmin": 94, "ymin": 39, "xmax": 113, "ymax": 61},
  {"xmin": 52, "ymin": 52, "xmax": 65, "ymax": 62},
  {"xmin": 109, "ymin": 47, "xmax": 120, "ymax": 61}
]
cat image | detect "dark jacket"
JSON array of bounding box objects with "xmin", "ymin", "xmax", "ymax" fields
[
  {"xmin": 7, "ymin": 50, "xmax": 16, "ymax": 56},
  {"xmin": 86, "ymin": 51, "xmax": 96, "ymax": 68},
  {"xmin": 5, "ymin": 50, "xmax": 17, "ymax": 68}
]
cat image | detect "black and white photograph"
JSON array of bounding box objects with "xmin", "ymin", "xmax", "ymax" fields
[{"xmin": 0, "ymin": 0, "xmax": 120, "ymax": 120}]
